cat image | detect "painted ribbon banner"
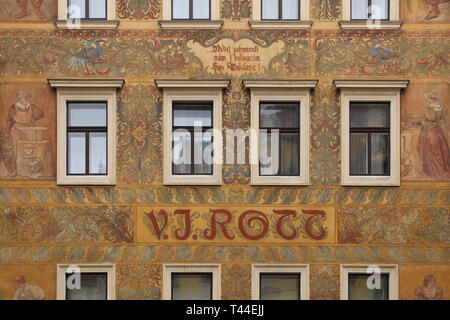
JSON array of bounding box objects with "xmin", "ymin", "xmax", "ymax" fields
[{"xmin": 137, "ymin": 206, "xmax": 335, "ymax": 243}]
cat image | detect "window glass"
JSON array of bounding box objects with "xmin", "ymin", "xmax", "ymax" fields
[
  {"xmin": 282, "ymin": 0, "xmax": 299, "ymax": 19},
  {"xmin": 259, "ymin": 131, "xmax": 279, "ymax": 176},
  {"xmin": 68, "ymin": 132, "xmax": 86, "ymax": 174},
  {"xmin": 350, "ymin": 133, "xmax": 368, "ymax": 175},
  {"xmin": 173, "ymin": 130, "xmax": 191, "ymax": 174},
  {"xmin": 193, "ymin": 130, "xmax": 213, "ymax": 174},
  {"xmin": 262, "ymin": 0, "xmax": 279, "ymax": 19},
  {"xmin": 89, "ymin": 132, "xmax": 107, "ymax": 174},
  {"xmin": 68, "ymin": 0, "xmax": 86, "ymax": 19},
  {"xmin": 348, "ymin": 274, "xmax": 389, "ymax": 300},
  {"xmin": 350, "ymin": 103, "xmax": 390, "ymax": 128},
  {"xmin": 370, "ymin": 133, "xmax": 389, "ymax": 174},
  {"xmin": 172, "ymin": 273, "xmax": 212, "ymax": 300},
  {"xmin": 173, "ymin": 0, "xmax": 190, "ymax": 19},
  {"xmin": 66, "ymin": 273, "xmax": 107, "ymax": 300},
  {"xmin": 193, "ymin": 0, "xmax": 210, "ymax": 19},
  {"xmin": 260, "ymin": 274, "xmax": 300, "ymax": 300},
  {"xmin": 260, "ymin": 103, "xmax": 299, "ymax": 128},
  {"xmin": 68, "ymin": 103, "xmax": 107, "ymax": 127},
  {"xmin": 89, "ymin": 0, "xmax": 107, "ymax": 19},
  {"xmin": 351, "ymin": 0, "xmax": 368, "ymax": 19},
  {"xmin": 280, "ymin": 133, "xmax": 299, "ymax": 175},
  {"xmin": 173, "ymin": 104, "xmax": 212, "ymax": 127},
  {"xmin": 371, "ymin": 0, "xmax": 389, "ymax": 19}
]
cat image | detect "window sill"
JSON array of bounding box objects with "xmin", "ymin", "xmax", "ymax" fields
[
  {"xmin": 57, "ymin": 175, "xmax": 116, "ymax": 186},
  {"xmin": 251, "ymin": 176, "xmax": 309, "ymax": 186},
  {"xmin": 163, "ymin": 175, "xmax": 222, "ymax": 186},
  {"xmin": 54, "ymin": 20, "xmax": 119, "ymax": 30},
  {"xmin": 249, "ymin": 20, "xmax": 313, "ymax": 30},
  {"xmin": 158, "ymin": 20, "xmax": 223, "ymax": 30},
  {"xmin": 341, "ymin": 176, "xmax": 400, "ymax": 187},
  {"xmin": 339, "ymin": 20, "xmax": 403, "ymax": 30}
]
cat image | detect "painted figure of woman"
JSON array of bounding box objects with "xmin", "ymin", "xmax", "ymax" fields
[
  {"xmin": 415, "ymin": 90, "xmax": 450, "ymax": 179},
  {"xmin": 415, "ymin": 274, "xmax": 444, "ymax": 300},
  {"xmin": 424, "ymin": 0, "xmax": 450, "ymax": 20}
]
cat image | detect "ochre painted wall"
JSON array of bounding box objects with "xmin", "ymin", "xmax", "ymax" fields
[{"xmin": 0, "ymin": 0, "xmax": 449, "ymax": 300}]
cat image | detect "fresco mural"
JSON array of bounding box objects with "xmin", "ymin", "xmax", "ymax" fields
[
  {"xmin": 311, "ymin": 0, "xmax": 341, "ymax": 21},
  {"xmin": 117, "ymin": 264, "xmax": 162, "ymax": 300},
  {"xmin": 222, "ymin": 264, "xmax": 251, "ymax": 300},
  {"xmin": 310, "ymin": 264, "xmax": 339, "ymax": 300},
  {"xmin": 0, "ymin": 265, "xmax": 55, "ymax": 300},
  {"xmin": 402, "ymin": 0, "xmax": 450, "ymax": 21},
  {"xmin": 399, "ymin": 265, "xmax": 449, "ymax": 300},
  {"xmin": 401, "ymin": 83, "xmax": 450, "ymax": 181},
  {"xmin": 221, "ymin": 0, "xmax": 251, "ymax": 20},
  {"xmin": 116, "ymin": 0, "xmax": 161, "ymax": 20},
  {"xmin": 0, "ymin": 0, "xmax": 55, "ymax": 20},
  {"xmin": 0, "ymin": 84, "xmax": 55, "ymax": 179}
]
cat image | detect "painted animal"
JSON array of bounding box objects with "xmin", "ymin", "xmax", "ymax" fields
[
  {"xmin": 368, "ymin": 39, "xmax": 398, "ymax": 65},
  {"xmin": 69, "ymin": 39, "xmax": 106, "ymax": 74}
]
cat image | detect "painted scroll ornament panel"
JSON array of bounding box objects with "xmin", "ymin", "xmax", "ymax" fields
[
  {"xmin": 137, "ymin": 206, "xmax": 336, "ymax": 244},
  {"xmin": 402, "ymin": 0, "xmax": 450, "ymax": 21},
  {"xmin": 0, "ymin": 0, "xmax": 56, "ymax": 20},
  {"xmin": 0, "ymin": 264, "xmax": 55, "ymax": 300},
  {"xmin": 0, "ymin": 83, "xmax": 55, "ymax": 179},
  {"xmin": 401, "ymin": 82, "xmax": 450, "ymax": 181}
]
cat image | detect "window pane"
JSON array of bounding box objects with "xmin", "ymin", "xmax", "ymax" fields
[
  {"xmin": 172, "ymin": 273, "xmax": 212, "ymax": 300},
  {"xmin": 349, "ymin": 274, "xmax": 389, "ymax": 300},
  {"xmin": 173, "ymin": 0, "xmax": 189, "ymax": 19},
  {"xmin": 351, "ymin": 0, "xmax": 368, "ymax": 19},
  {"xmin": 280, "ymin": 133, "xmax": 299, "ymax": 175},
  {"xmin": 350, "ymin": 133, "xmax": 368, "ymax": 175},
  {"xmin": 68, "ymin": 132, "xmax": 86, "ymax": 174},
  {"xmin": 68, "ymin": 103, "xmax": 107, "ymax": 127},
  {"xmin": 282, "ymin": 0, "xmax": 299, "ymax": 19},
  {"xmin": 194, "ymin": 131, "xmax": 213, "ymax": 174},
  {"xmin": 260, "ymin": 131, "xmax": 279, "ymax": 175},
  {"xmin": 66, "ymin": 273, "xmax": 107, "ymax": 300},
  {"xmin": 260, "ymin": 274, "xmax": 300, "ymax": 300},
  {"xmin": 193, "ymin": 0, "xmax": 210, "ymax": 19},
  {"xmin": 260, "ymin": 103, "xmax": 300, "ymax": 128},
  {"xmin": 350, "ymin": 103, "xmax": 390, "ymax": 128},
  {"xmin": 68, "ymin": 0, "xmax": 86, "ymax": 19},
  {"xmin": 173, "ymin": 130, "xmax": 191, "ymax": 174},
  {"xmin": 371, "ymin": 0, "xmax": 389, "ymax": 19},
  {"xmin": 89, "ymin": 132, "xmax": 107, "ymax": 174},
  {"xmin": 371, "ymin": 133, "xmax": 389, "ymax": 175},
  {"xmin": 262, "ymin": 0, "xmax": 279, "ymax": 19},
  {"xmin": 89, "ymin": 0, "xmax": 106, "ymax": 19},
  {"xmin": 173, "ymin": 104, "xmax": 212, "ymax": 127}
]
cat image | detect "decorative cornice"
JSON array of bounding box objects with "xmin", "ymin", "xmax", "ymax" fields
[
  {"xmin": 48, "ymin": 78, "xmax": 125, "ymax": 88},
  {"xmin": 243, "ymin": 79, "xmax": 319, "ymax": 89},
  {"xmin": 248, "ymin": 20, "xmax": 313, "ymax": 30},
  {"xmin": 339, "ymin": 20, "xmax": 403, "ymax": 30},
  {"xmin": 54, "ymin": 20, "xmax": 120, "ymax": 30},
  {"xmin": 158, "ymin": 20, "xmax": 223, "ymax": 30},
  {"xmin": 333, "ymin": 79, "xmax": 410, "ymax": 89},
  {"xmin": 155, "ymin": 79, "xmax": 230, "ymax": 88}
]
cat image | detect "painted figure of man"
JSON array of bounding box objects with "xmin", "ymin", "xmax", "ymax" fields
[
  {"xmin": 424, "ymin": 0, "xmax": 450, "ymax": 20},
  {"xmin": 0, "ymin": 90, "xmax": 44, "ymax": 177},
  {"xmin": 15, "ymin": 0, "xmax": 46, "ymax": 19},
  {"xmin": 12, "ymin": 275, "xmax": 45, "ymax": 300}
]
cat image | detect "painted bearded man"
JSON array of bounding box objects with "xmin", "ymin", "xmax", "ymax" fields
[{"xmin": 15, "ymin": 0, "xmax": 46, "ymax": 19}]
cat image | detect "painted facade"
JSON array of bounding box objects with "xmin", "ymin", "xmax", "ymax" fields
[{"xmin": 0, "ymin": 0, "xmax": 448, "ymax": 300}]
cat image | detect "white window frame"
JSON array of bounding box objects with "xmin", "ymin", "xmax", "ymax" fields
[
  {"xmin": 340, "ymin": 0, "xmax": 401, "ymax": 30},
  {"xmin": 249, "ymin": 0, "xmax": 312, "ymax": 30},
  {"xmin": 335, "ymin": 80, "xmax": 408, "ymax": 187},
  {"xmin": 163, "ymin": 264, "xmax": 221, "ymax": 300},
  {"xmin": 56, "ymin": 264, "xmax": 116, "ymax": 300},
  {"xmin": 244, "ymin": 80, "xmax": 317, "ymax": 186},
  {"xmin": 156, "ymin": 80, "xmax": 228, "ymax": 186},
  {"xmin": 49, "ymin": 79, "xmax": 124, "ymax": 185},
  {"xmin": 159, "ymin": 0, "xmax": 222, "ymax": 29},
  {"xmin": 340, "ymin": 264, "xmax": 398, "ymax": 300},
  {"xmin": 55, "ymin": 0, "xmax": 119, "ymax": 29},
  {"xmin": 251, "ymin": 264, "xmax": 309, "ymax": 300}
]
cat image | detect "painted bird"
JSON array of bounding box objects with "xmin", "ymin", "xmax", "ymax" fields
[
  {"xmin": 69, "ymin": 39, "xmax": 106, "ymax": 74},
  {"xmin": 368, "ymin": 39, "xmax": 398, "ymax": 65}
]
